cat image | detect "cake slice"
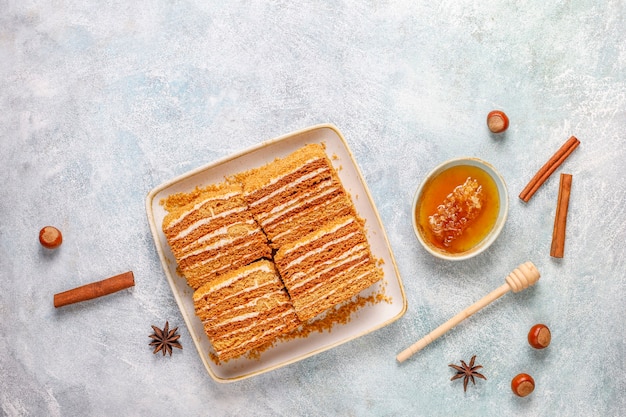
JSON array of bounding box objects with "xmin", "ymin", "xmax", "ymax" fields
[
  {"xmin": 274, "ymin": 215, "xmax": 383, "ymax": 321},
  {"xmin": 162, "ymin": 181, "xmax": 272, "ymax": 290},
  {"xmin": 193, "ymin": 260, "xmax": 300, "ymax": 361},
  {"xmin": 237, "ymin": 143, "xmax": 356, "ymax": 249}
]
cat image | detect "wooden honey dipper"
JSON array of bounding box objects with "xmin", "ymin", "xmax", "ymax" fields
[{"xmin": 396, "ymin": 261, "xmax": 540, "ymax": 363}]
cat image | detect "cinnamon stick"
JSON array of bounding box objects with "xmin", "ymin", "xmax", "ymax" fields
[
  {"xmin": 550, "ymin": 174, "xmax": 572, "ymax": 258},
  {"xmin": 519, "ymin": 136, "xmax": 580, "ymax": 202},
  {"xmin": 54, "ymin": 271, "xmax": 135, "ymax": 308}
]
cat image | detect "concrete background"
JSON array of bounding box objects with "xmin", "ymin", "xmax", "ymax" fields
[{"xmin": 1, "ymin": 1, "xmax": 624, "ymax": 416}]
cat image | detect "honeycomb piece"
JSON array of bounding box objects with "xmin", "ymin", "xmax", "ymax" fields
[{"xmin": 428, "ymin": 177, "xmax": 484, "ymax": 247}]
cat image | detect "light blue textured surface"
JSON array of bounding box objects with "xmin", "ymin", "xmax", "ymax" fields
[{"xmin": 1, "ymin": 1, "xmax": 624, "ymax": 416}]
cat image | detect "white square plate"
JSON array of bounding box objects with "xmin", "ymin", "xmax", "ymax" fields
[{"xmin": 146, "ymin": 124, "xmax": 406, "ymax": 382}]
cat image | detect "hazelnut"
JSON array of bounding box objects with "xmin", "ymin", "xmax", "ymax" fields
[
  {"xmin": 511, "ymin": 373, "xmax": 535, "ymax": 397},
  {"xmin": 39, "ymin": 226, "xmax": 63, "ymax": 249},
  {"xmin": 487, "ymin": 110, "xmax": 509, "ymax": 133},
  {"xmin": 528, "ymin": 324, "xmax": 551, "ymax": 349}
]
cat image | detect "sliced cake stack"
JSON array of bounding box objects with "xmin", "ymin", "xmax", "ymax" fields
[{"xmin": 161, "ymin": 143, "xmax": 383, "ymax": 362}]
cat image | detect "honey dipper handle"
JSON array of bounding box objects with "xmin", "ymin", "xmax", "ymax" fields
[
  {"xmin": 396, "ymin": 283, "xmax": 510, "ymax": 362},
  {"xmin": 396, "ymin": 262, "xmax": 540, "ymax": 363}
]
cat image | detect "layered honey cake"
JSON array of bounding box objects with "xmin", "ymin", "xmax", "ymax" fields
[
  {"xmin": 161, "ymin": 143, "xmax": 386, "ymax": 360},
  {"xmin": 237, "ymin": 143, "xmax": 356, "ymax": 249},
  {"xmin": 193, "ymin": 260, "xmax": 300, "ymax": 361},
  {"xmin": 162, "ymin": 181, "xmax": 272, "ymax": 290},
  {"xmin": 274, "ymin": 215, "xmax": 383, "ymax": 321}
]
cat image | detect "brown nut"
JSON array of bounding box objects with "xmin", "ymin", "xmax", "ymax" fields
[
  {"xmin": 487, "ymin": 110, "xmax": 509, "ymax": 133},
  {"xmin": 511, "ymin": 373, "xmax": 535, "ymax": 397},
  {"xmin": 39, "ymin": 226, "xmax": 63, "ymax": 249},
  {"xmin": 528, "ymin": 324, "xmax": 551, "ymax": 349}
]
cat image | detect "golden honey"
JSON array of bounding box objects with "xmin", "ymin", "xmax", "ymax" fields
[{"xmin": 416, "ymin": 164, "xmax": 500, "ymax": 254}]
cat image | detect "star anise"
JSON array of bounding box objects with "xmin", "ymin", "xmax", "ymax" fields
[
  {"xmin": 449, "ymin": 355, "xmax": 486, "ymax": 392},
  {"xmin": 149, "ymin": 321, "xmax": 182, "ymax": 356}
]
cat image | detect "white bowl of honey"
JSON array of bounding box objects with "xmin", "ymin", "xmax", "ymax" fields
[{"xmin": 412, "ymin": 157, "xmax": 508, "ymax": 260}]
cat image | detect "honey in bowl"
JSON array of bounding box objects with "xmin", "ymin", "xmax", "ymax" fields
[{"xmin": 415, "ymin": 164, "xmax": 500, "ymax": 255}]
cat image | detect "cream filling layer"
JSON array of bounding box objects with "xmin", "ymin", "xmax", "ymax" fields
[
  {"xmin": 257, "ymin": 180, "xmax": 337, "ymax": 225},
  {"xmin": 283, "ymin": 216, "xmax": 353, "ymax": 254},
  {"xmin": 212, "ymin": 307, "xmax": 295, "ymax": 349},
  {"xmin": 282, "ymin": 228, "xmax": 358, "ymax": 271},
  {"xmin": 294, "ymin": 258, "xmax": 369, "ymax": 303},
  {"xmin": 207, "ymin": 262, "xmax": 274, "ymax": 293},
  {"xmin": 269, "ymin": 194, "xmax": 343, "ymax": 242},
  {"xmin": 166, "ymin": 190, "xmax": 240, "ymax": 228},
  {"xmin": 208, "ymin": 295, "xmax": 290, "ymax": 331},
  {"xmin": 180, "ymin": 232, "xmax": 256, "ymax": 270},
  {"xmin": 217, "ymin": 323, "xmax": 289, "ymax": 357},
  {"xmin": 249, "ymin": 165, "xmax": 328, "ymax": 209},
  {"xmin": 287, "ymin": 244, "xmax": 367, "ymax": 291},
  {"xmin": 297, "ymin": 268, "xmax": 373, "ymax": 312},
  {"xmin": 172, "ymin": 205, "xmax": 246, "ymax": 242},
  {"xmin": 179, "ymin": 218, "xmax": 258, "ymax": 256},
  {"xmin": 195, "ymin": 279, "xmax": 274, "ymax": 309},
  {"xmin": 207, "ymin": 290, "xmax": 285, "ymax": 322}
]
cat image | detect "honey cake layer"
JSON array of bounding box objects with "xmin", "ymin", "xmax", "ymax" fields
[
  {"xmin": 237, "ymin": 143, "xmax": 356, "ymax": 248},
  {"xmin": 193, "ymin": 260, "xmax": 300, "ymax": 361},
  {"xmin": 274, "ymin": 215, "xmax": 383, "ymax": 321},
  {"xmin": 162, "ymin": 181, "xmax": 271, "ymax": 290}
]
